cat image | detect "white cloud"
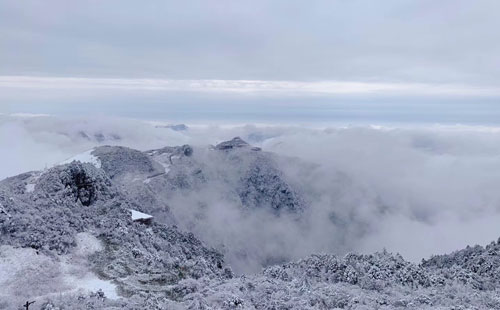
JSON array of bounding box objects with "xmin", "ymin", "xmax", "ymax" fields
[{"xmin": 1, "ymin": 75, "xmax": 499, "ymax": 97}]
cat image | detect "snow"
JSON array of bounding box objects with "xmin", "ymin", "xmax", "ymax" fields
[
  {"xmin": 7, "ymin": 140, "xmax": 500, "ymax": 308},
  {"xmin": 160, "ymin": 162, "xmax": 171, "ymax": 174},
  {"xmin": 25, "ymin": 183, "xmax": 35, "ymax": 192},
  {"xmin": 130, "ymin": 209, "xmax": 153, "ymax": 221},
  {"xmin": 0, "ymin": 246, "xmax": 64, "ymax": 300},
  {"xmin": 0, "ymin": 246, "xmax": 31, "ymax": 286},
  {"xmin": 70, "ymin": 275, "xmax": 119, "ymax": 300},
  {"xmin": 25, "ymin": 172, "xmax": 41, "ymax": 193},
  {"xmin": 61, "ymin": 149, "xmax": 102, "ymax": 168},
  {"xmin": 74, "ymin": 232, "xmax": 103, "ymax": 256},
  {"xmin": 62, "ymin": 233, "xmax": 119, "ymax": 299}
]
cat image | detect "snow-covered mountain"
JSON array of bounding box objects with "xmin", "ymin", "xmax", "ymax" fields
[{"xmin": 2, "ymin": 138, "xmax": 500, "ymax": 309}]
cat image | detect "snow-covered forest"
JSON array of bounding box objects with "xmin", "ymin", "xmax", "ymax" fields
[{"xmin": 2, "ymin": 115, "xmax": 500, "ymax": 309}]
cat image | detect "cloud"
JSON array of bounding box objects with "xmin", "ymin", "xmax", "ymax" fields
[
  {"xmin": 0, "ymin": 114, "xmax": 188, "ymax": 179},
  {"xmin": 1, "ymin": 76, "xmax": 500, "ymax": 97},
  {"xmin": 3, "ymin": 115, "xmax": 500, "ymax": 273},
  {"xmin": 1, "ymin": 0, "xmax": 500, "ymax": 85}
]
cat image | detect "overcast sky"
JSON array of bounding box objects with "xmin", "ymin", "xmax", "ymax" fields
[{"xmin": 1, "ymin": 0, "xmax": 499, "ymax": 123}]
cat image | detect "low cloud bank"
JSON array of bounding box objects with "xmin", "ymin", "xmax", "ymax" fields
[
  {"xmin": 3, "ymin": 114, "xmax": 500, "ymax": 270},
  {"xmin": 0, "ymin": 114, "xmax": 188, "ymax": 178}
]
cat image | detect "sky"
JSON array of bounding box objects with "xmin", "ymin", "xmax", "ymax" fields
[{"xmin": 1, "ymin": 0, "xmax": 500, "ymax": 123}]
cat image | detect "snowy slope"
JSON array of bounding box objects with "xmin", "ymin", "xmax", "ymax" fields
[
  {"xmin": 2, "ymin": 139, "xmax": 500, "ymax": 309},
  {"xmin": 61, "ymin": 149, "xmax": 102, "ymax": 168}
]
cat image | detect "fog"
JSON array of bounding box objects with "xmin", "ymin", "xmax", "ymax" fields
[{"xmin": 3, "ymin": 114, "xmax": 500, "ymax": 272}]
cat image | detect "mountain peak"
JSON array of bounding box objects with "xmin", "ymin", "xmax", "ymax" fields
[{"xmin": 215, "ymin": 137, "xmax": 261, "ymax": 151}]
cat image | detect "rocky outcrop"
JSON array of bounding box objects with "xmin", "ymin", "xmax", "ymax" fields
[{"xmin": 215, "ymin": 136, "xmax": 261, "ymax": 151}]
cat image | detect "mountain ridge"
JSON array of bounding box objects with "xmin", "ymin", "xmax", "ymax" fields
[{"xmin": 1, "ymin": 138, "xmax": 500, "ymax": 309}]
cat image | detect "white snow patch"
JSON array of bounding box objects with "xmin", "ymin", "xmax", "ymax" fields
[
  {"xmin": 143, "ymin": 178, "xmax": 151, "ymax": 184},
  {"xmin": 74, "ymin": 232, "xmax": 103, "ymax": 256},
  {"xmin": 61, "ymin": 233, "xmax": 119, "ymax": 299},
  {"xmin": 0, "ymin": 246, "xmax": 62, "ymax": 301},
  {"xmin": 61, "ymin": 149, "xmax": 102, "ymax": 168},
  {"xmin": 160, "ymin": 162, "xmax": 171, "ymax": 174},
  {"xmin": 130, "ymin": 209, "xmax": 153, "ymax": 221},
  {"xmin": 25, "ymin": 183, "xmax": 35, "ymax": 192},
  {"xmin": 67, "ymin": 274, "xmax": 119, "ymax": 300},
  {"xmin": 24, "ymin": 172, "xmax": 42, "ymax": 193},
  {"xmin": 0, "ymin": 238, "xmax": 119, "ymax": 304}
]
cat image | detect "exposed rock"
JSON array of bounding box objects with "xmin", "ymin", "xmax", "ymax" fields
[
  {"xmin": 166, "ymin": 124, "xmax": 188, "ymax": 131},
  {"xmin": 215, "ymin": 137, "xmax": 259, "ymax": 151}
]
